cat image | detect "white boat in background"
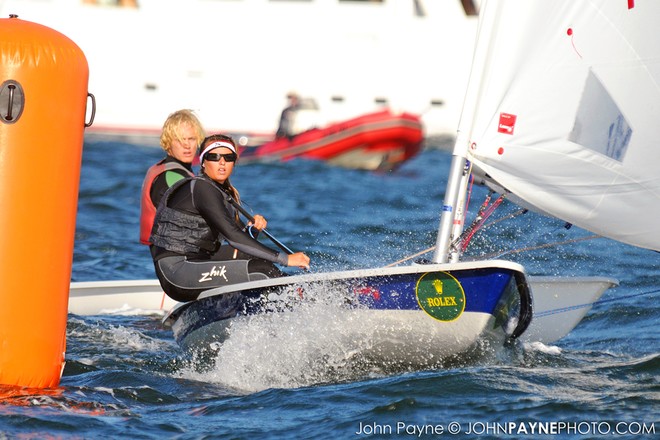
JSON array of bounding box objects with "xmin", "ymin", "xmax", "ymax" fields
[{"xmin": 0, "ymin": 0, "xmax": 480, "ymax": 142}]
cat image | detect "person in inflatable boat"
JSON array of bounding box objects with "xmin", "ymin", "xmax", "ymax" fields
[
  {"xmin": 139, "ymin": 109, "xmax": 206, "ymax": 245},
  {"xmin": 275, "ymin": 91, "xmax": 301, "ymax": 140},
  {"xmin": 149, "ymin": 133, "xmax": 311, "ymax": 302}
]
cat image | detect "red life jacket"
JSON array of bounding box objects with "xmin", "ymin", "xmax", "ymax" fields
[{"xmin": 139, "ymin": 160, "xmax": 194, "ymax": 245}]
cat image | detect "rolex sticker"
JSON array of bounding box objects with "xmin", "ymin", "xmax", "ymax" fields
[{"xmin": 415, "ymin": 272, "xmax": 466, "ymax": 321}]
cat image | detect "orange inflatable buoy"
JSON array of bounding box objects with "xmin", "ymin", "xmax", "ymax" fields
[{"xmin": 0, "ymin": 16, "xmax": 90, "ymax": 388}]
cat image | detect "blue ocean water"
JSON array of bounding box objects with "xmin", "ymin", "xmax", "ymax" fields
[{"xmin": 1, "ymin": 139, "xmax": 657, "ymax": 439}]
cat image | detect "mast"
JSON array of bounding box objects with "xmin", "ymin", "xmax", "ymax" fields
[
  {"xmin": 433, "ymin": 137, "xmax": 469, "ymax": 263},
  {"xmin": 433, "ymin": 0, "xmax": 501, "ymax": 263}
]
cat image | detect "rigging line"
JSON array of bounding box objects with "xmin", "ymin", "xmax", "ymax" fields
[
  {"xmin": 451, "ymin": 191, "xmax": 492, "ymax": 253},
  {"xmin": 479, "ymin": 234, "xmax": 602, "ymax": 259},
  {"xmin": 456, "ymin": 193, "xmax": 506, "ymax": 252},
  {"xmin": 385, "ymin": 190, "xmax": 493, "ymax": 267},
  {"xmin": 460, "ymin": 190, "xmax": 492, "ymax": 237},
  {"xmin": 463, "ymin": 173, "xmax": 475, "ymax": 220},
  {"xmin": 481, "ymin": 208, "xmax": 528, "ymax": 229},
  {"xmin": 384, "ymin": 211, "xmax": 509, "ymax": 267},
  {"xmin": 386, "ymin": 232, "xmax": 601, "ymax": 267},
  {"xmin": 535, "ymin": 288, "xmax": 660, "ymax": 318},
  {"xmin": 385, "ymin": 245, "xmax": 435, "ymax": 267}
]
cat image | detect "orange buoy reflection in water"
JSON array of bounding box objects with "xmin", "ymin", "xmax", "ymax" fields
[
  {"xmin": 0, "ymin": 385, "xmax": 107, "ymax": 415},
  {"xmin": 0, "ymin": 16, "xmax": 89, "ymax": 388}
]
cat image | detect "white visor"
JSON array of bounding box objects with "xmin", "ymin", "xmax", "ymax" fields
[{"xmin": 200, "ymin": 141, "xmax": 236, "ymax": 161}]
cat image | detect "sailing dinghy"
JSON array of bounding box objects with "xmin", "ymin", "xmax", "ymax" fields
[
  {"xmin": 71, "ymin": 0, "xmax": 656, "ymax": 368},
  {"xmin": 69, "ymin": 276, "xmax": 615, "ymax": 349},
  {"xmin": 163, "ymin": 261, "xmax": 533, "ymax": 364},
  {"xmin": 160, "ymin": 0, "xmax": 659, "ymax": 364}
]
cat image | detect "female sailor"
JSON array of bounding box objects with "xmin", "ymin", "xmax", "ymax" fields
[{"xmin": 149, "ymin": 133, "xmax": 310, "ymax": 302}]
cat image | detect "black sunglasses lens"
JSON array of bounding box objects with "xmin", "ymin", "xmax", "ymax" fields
[{"xmin": 206, "ymin": 153, "xmax": 237, "ymax": 162}]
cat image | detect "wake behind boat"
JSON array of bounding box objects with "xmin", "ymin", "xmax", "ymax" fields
[{"xmin": 238, "ymin": 109, "xmax": 424, "ymax": 171}]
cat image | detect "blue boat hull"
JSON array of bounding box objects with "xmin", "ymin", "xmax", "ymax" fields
[{"xmin": 164, "ymin": 261, "xmax": 533, "ymax": 363}]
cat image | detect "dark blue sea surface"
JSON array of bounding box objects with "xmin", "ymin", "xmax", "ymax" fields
[{"xmin": 1, "ymin": 139, "xmax": 657, "ymax": 439}]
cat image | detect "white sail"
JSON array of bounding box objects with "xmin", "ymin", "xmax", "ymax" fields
[{"xmin": 464, "ymin": 0, "xmax": 660, "ymax": 251}]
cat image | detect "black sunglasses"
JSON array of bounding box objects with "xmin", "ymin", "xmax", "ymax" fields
[{"xmin": 205, "ymin": 152, "xmax": 237, "ymax": 162}]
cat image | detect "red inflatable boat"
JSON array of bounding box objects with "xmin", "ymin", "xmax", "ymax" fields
[{"xmin": 238, "ymin": 109, "xmax": 424, "ymax": 171}]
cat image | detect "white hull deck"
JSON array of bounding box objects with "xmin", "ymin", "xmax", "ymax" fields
[
  {"xmin": 69, "ymin": 274, "xmax": 617, "ymax": 345},
  {"xmin": 521, "ymin": 276, "xmax": 618, "ymax": 343},
  {"xmin": 68, "ymin": 279, "xmax": 175, "ymax": 315}
]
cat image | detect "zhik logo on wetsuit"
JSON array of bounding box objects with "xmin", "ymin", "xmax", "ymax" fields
[{"xmin": 199, "ymin": 265, "xmax": 228, "ymax": 283}]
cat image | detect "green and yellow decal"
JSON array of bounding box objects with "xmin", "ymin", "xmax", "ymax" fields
[{"xmin": 415, "ymin": 272, "xmax": 466, "ymax": 321}]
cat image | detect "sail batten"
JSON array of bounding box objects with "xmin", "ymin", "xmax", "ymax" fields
[{"xmin": 464, "ymin": 0, "xmax": 660, "ymax": 251}]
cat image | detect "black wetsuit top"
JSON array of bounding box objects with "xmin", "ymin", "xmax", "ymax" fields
[
  {"xmin": 149, "ymin": 156, "xmax": 193, "ymax": 208},
  {"xmin": 151, "ymin": 175, "xmax": 288, "ymax": 266}
]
